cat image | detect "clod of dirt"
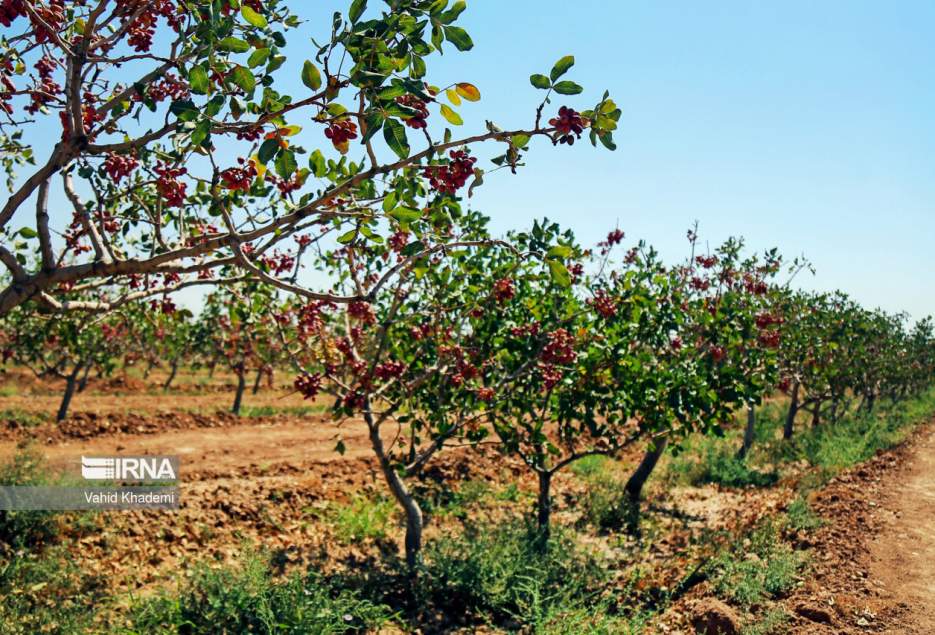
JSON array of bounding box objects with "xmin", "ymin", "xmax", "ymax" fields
[
  {"xmin": 795, "ymin": 602, "xmax": 835, "ymax": 625},
  {"xmin": 689, "ymin": 597, "xmax": 741, "ymax": 635}
]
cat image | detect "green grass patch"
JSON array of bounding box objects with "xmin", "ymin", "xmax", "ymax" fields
[
  {"xmin": 693, "ymin": 445, "xmax": 779, "ymax": 488},
  {"xmin": 237, "ymin": 404, "xmax": 328, "ymax": 418},
  {"xmin": 326, "ymin": 494, "xmax": 395, "ymax": 543},
  {"xmin": 742, "ymin": 607, "xmax": 790, "ymax": 635},
  {"xmin": 0, "ymin": 408, "xmax": 47, "ymax": 429},
  {"xmin": 128, "ymin": 549, "xmax": 392, "ymax": 634},
  {"xmin": 784, "ymin": 496, "xmax": 822, "ymax": 532},
  {"xmin": 423, "ymin": 519, "xmax": 612, "ymax": 628},
  {"xmin": 777, "ymin": 388, "xmax": 935, "ymax": 477},
  {"xmin": 708, "ymin": 521, "xmax": 805, "ymax": 607}
]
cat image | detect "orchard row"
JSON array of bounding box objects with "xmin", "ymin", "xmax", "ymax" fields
[{"xmin": 2, "ymin": 214, "xmax": 932, "ymax": 570}]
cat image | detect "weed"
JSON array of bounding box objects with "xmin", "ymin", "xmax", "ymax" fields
[
  {"xmin": 0, "ymin": 408, "xmax": 46, "ymax": 429},
  {"xmin": 570, "ymin": 454, "xmax": 610, "ymax": 479},
  {"xmin": 423, "ymin": 519, "xmax": 608, "ymax": 627},
  {"xmin": 330, "ymin": 494, "xmax": 395, "ymax": 543},
  {"xmin": 128, "ymin": 549, "xmax": 392, "ymax": 634},
  {"xmin": 0, "ymin": 447, "xmax": 60, "ymax": 549},
  {"xmin": 785, "ymin": 496, "xmax": 822, "ymax": 532},
  {"xmin": 742, "ymin": 607, "xmax": 790, "ymax": 635},
  {"xmin": 695, "ymin": 446, "xmax": 779, "ymax": 488},
  {"xmin": 0, "ymin": 545, "xmax": 109, "ymax": 634},
  {"xmin": 709, "ymin": 521, "xmax": 805, "ymax": 607}
]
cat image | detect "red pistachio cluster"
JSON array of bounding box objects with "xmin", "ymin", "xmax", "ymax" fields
[
  {"xmin": 324, "ymin": 120, "xmax": 358, "ymax": 151},
  {"xmin": 396, "ymin": 94, "xmax": 430, "ymax": 129},
  {"xmin": 540, "ymin": 328, "xmax": 577, "ymax": 365},
  {"xmin": 103, "ymin": 153, "xmax": 139, "ymax": 183},
  {"xmin": 115, "ymin": 0, "xmax": 182, "ymax": 53},
  {"xmin": 589, "ymin": 289, "xmax": 618, "ymax": 318},
  {"xmin": 388, "ymin": 231, "xmax": 410, "ymax": 253},
  {"xmin": 220, "ymin": 160, "xmax": 258, "ymax": 192},
  {"xmin": 0, "ymin": 0, "xmax": 27, "ymax": 28},
  {"xmin": 743, "ymin": 274, "xmax": 769, "ymax": 295},
  {"xmin": 154, "ymin": 162, "xmax": 188, "ymax": 208},
  {"xmin": 375, "ymin": 360, "xmax": 406, "ymax": 381},
  {"xmin": 423, "ymin": 150, "xmax": 476, "ymax": 194},
  {"xmin": 493, "ymin": 277, "xmax": 515, "ymax": 303},
  {"xmin": 348, "ymin": 301, "xmax": 376, "ymax": 325},
  {"xmin": 294, "ymin": 372, "xmax": 323, "ymax": 400},
  {"xmin": 695, "ymin": 255, "xmax": 718, "ymax": 269},
  {"xmin": 549, "ymin": 106, "xmax": 587, "ymax": 145}
]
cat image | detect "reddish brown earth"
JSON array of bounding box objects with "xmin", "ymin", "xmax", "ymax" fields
[
  {"xmin": 771, "ymin": 423, "xmax": 935, "ymax": 634},
  {"xmin": 4, "ymin": 369, "xmax": 935, "ymax": 633}
]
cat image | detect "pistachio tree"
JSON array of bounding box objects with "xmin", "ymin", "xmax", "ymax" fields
[{"xmin": 0, "ymin": 0, "xmax": 617, "ymax": 317}]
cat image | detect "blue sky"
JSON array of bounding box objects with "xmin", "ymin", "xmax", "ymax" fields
[
  {"xmin": 420, "ymin": 0, "xmax": 935, "ymax": 320},
  {"xmin": 316, "ymin": 0, "xmax": 929, "ymax": 321},
  {"xmin": 9, "ymin": 1, "xmax": 935, "ymax": 320}
]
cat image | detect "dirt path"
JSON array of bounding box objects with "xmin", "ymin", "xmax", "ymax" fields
[
  {"xmin": 0, "ymin": 416, "xmax": 379, "ymax": 479},
  {"xmin": 868, "ymin": 426, "xmax": 935, "ymax": 633}
]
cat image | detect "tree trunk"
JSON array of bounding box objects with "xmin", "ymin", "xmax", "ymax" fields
[
  {"xmin": 231, "ymin": 370, "xmax": 246, "ymax": 415},
  {"xmin": 143, "ymin": 359, "xmax": 156, "ymax": 380},
  {"xmin": 163, "ymin": 359, "xmax": 179, "ymax": 392},
  {"xmin": 866, "ymin": 393, "xmax": 876, "ymax": 414},
  {"xmin": 737, "ymin": 405, "xmax": 756, "ymax": 460},
  {"xmin": 783, "ymin": 381, "xmax": 799, "ymax": 440},
  {"xmin": 625, "ymin": 434, "xmax": 669, "ymax": 504},
  {"xmin": 57, "ymin": 364, "xmax": 82, "ymax": 422},
  {"xmin": 811, "ymin": 402, "xmax": 821, "ymax": 428},
  {"xmin": 536, "ymin": 470, "xmax": 552, "ymax": 548},
  {"xmin": 364, "ymin": 406, "xmax": 423, "ymax": 574},
  {"xmin": 251, "ymin": 368, "xmax": 263, "ymax": 395},
  {"xmin": 76, "ymin": 362, "xmax": 92, "ymax": 393}
]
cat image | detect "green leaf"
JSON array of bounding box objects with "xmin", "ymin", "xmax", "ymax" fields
[
  {"xmin": 546, "ymin": 245, "xmax": 573, "ymax": 259},
  {"xmin": 230, "ymin": 66, "xmax": 256, "ymax": 92},
  {"xmin": 309, "ymin": 150, "xmax": 327, "ymax": 177},
  {"xmin": 218, "ymin": 37, "xmax": 251, "ymax": 53},
  {"xmin": 241, "ymin": 5, "xmax": 268, "ymax": 28},
  {"xmin": 189, "ymin": 66, "xmax": 210, "ymax": 95},
  {"xmin": 258, "ymin": 138, "xmax": 279, "ymax": 164},
  {"xmin": 389, "ymin": 207, "xmax": 422, "ymax": 223},
  {"xmin": 169, "ymin": 100, "xmax": 199, "ymax": 122},
  {"xmin": 247, "ymin": 48, "xmax": 270, "ymax": 68},
  {"xmin": 547, "ymin": 259, "xmax": 571, "ymax": 287},
  {"xmin": 337, "ymin": 229, "xmax": 358, "ymax": 244},
  {"xmin": 383, "ymin": 118, "xmax": 410, "ymax": 159},
  {"xmin": 402, "ymin": 240, "xmax": 425, "ymax": 256},
  {"xmin": 361, "ymin": 112, "xmax": 384, "ymax": 144},
  {"xmin": 550, "ymin": 55, "xmax": 575, "ymax": 81},
  {"xmin": 511, "ymin": 133, "xmax": 530, "ymax": 148},
  {"xmin": 190, "ymin": 119, "xmax": 211, "ymax": 147},
  {"xmin": 18, "ymin": 227, "xmax": 37, "ymax": 239},
  {"xmin": 274, "ymin": 149, "xmax": 297, "ymax": 179},
  {"xmin": 443, "ymin": 25, "xmax": 473, "ymax": 51},
  {"xmin": 530, "ymin": 74, "xmax": 551, "ymax": 90},
  {"xmin": 439, "ymin": 104, "xmax": 463, "ymax": 126},
  {"xmin": 552, "ymin": 81, "xmax": 583, "ymax": 95},
  {"xmin": 348, "ymin": 0, "xmax": 367, "ymax": 23},
  {"xmin": 301, "ymin": 60, "xmax": 322, "ymax": 91},
  {"xmin": 439, "ymin": 0, "xmax": 467, "ymax": 24},
  {"xmin": 597, "ymin": 132, "xmax": 617, "ymax": 151}
]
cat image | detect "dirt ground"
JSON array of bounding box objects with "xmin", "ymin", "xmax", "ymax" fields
[
  {"xmin": 3, "ymin": 367, "xmax": 935, "ymax": 633},
  {"xmin": 867, "ymin": 427, "xmax": 935, "ymax": 633},
  {"xmin": 769, "ymin": 423, "xmax": 935, "ymax": 634}
]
